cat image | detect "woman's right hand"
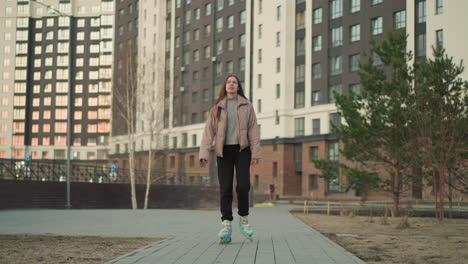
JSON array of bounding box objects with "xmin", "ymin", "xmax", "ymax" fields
[{"xmin": 200, "ymin": 159, "xmax": 208, "ymax": 167}]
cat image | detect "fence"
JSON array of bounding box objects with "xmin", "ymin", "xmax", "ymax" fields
[{"xmin": 0, "ymin": 158, "xmax": 212, "ymax": 186}]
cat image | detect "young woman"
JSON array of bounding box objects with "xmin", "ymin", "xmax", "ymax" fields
[{"xmin": 199, "ymin": 75, "xmax": 261, "ymax": 244}]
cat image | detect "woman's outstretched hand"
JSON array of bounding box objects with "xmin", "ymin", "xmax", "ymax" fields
[
  {"xmin": 251, "ymin": 159, "xmax": 259, "ymax": 166},
  {"xmin": 200, "ymin": 159, "xmax": 208, "ymax": 167}
]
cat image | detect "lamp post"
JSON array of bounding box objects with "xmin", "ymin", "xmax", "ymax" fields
[{"xmin": 30, "ymin": 0, "xmax": 73, "ymax": 209}]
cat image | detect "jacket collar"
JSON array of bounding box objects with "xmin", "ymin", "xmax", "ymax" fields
[{"xmin": 216, "ymin": 95, "xmax": 249, "ymax": 109}]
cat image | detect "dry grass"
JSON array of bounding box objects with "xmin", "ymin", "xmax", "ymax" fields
[
  {"xmin": 0, "ymin": 234, "xmax": 163, "ymax": 264},
  {"xmin": 294, "ymin": 213, "xmax": 468, "ymax": 264}
]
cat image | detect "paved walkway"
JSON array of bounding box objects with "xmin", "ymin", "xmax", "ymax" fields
[{"xmin": 0, "ymin": 205, "xmax": 365, "ymax": 264}]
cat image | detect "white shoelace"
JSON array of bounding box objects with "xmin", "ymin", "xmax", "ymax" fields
[
  {"xmin": 240, "ymin": 218, "xmax": 251, "ymax": 230},
  {"xmin": 222, "ymin": 223, "xmax": 231, "ymax": 232}
]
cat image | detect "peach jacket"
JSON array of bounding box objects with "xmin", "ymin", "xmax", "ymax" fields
[{"xmin": 199, "ymin": 96, "xmax": 261, "ymax": 161}]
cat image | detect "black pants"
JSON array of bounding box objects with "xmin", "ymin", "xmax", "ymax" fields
[{"xmin": 217, "ymin": 144, "xmax": 251, "ymax": 221}]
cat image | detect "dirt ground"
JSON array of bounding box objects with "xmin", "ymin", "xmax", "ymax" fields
[
  {"xmin": 294, "ymin": 213, "xmax": 468, "ymax": 264},
  {"xmin": 0, "ymin": 234, "xmax": 163, "ymax": 264}
]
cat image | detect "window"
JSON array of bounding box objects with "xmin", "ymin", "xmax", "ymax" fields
[
  {"xmin": 295, "ymin": 90, "xmax": 305, "ymax": 108},
  {"xmin": 217, "ymin": 0, "xmax": 224, "ymax": 11},
  {"xmin": 330, "ymin": 112, "xmax": 342, "ymax": 130},
  {"xmin": 189, "ymin": 155, "xmax": 195, "ymax": 167},
  {"xmin": 329, "ymin": 56, "xmax": 342, "ymax": 76},
  {"xmin": 313, "ymin": 35, "xmax": 322, "ymax": 51},
  {"xmin": 203, "ymin": 89, "xmax": 209, "ymax": 103},
  {"xmin": 184, "ymin": 31, "xmax": 190, "ymax": 45},
  {"xmin": 204, "ymin": 24, "xmax": 211, "ymax": 37},
  {"xmin": 351, "ymin": 0, "xmax": 360, "ymax": 13},
  {"xmin": 372, "ymin": 51, "xmax": 383, "ymax": 65},
  {"xmin": 258, "ymin": 0, "xmax": 263, "ymax": 13},
  {"xmin": 372, "ymin": 0, "xmax": 383, "ymax": 5},
  {"xmin": 276, "ymin": 84, "xmax": 280, "ymax": 99},
  {"xmin": 313, "ymin": 8, "xmax": 322, "ymax": 24},
  {"xmin": 312, "ymin": 91, "xmax": 321, "ymax": 106},
  {"xmin": 296, "ymin": 37, "xmax": 305, "ymax": 56},
  {"xmin": 257, "ymin": 74, "xmax": 262, "ymax": 88},
  {"xmin": 227, "ymin": 38, "xmax": 234, "ymax": 51},
  {"xmin": 271, "ymin": 162, "xmax": 278, "ymax": 178},
  {"xmin": 239, "ymin": 33, "xmax": 245, "ymax": 47},
  {"xmin": 416, "ymin": 33, "xmax": 426, "ymax": 57},
  {"xmin": 296, "ymin": 64, "xmax": 305, "ymax": 83},
  {"xmin": 18, "ymin": 18, "xmax": 29, "ymax": 28},
  {"xmin": 194, "ymin": 29, "xmax": 200, "ymax": 41},
  {"xmin": 276, "ymin": 32, "xmax": 281, "ymax": 47},
  {"xmin": 312, "ymin": 63, "xmax": 321, "ymax": 79},
  {"xmin": 350, "ymin": 53, "xmax": 360, "ymax": 72},
  {"xmin": 182, "ymin": 133, "xmax": 188, "ymax": 147},
  {"xmin": 16, "ymin": 31, "xmax": 28, "ymax": 41},
  {"xmin": 216, "ymin": 39, "xmax": 223, "ymax": 55},
  {"xmin": 205, "ymin": 3, "xmax": 212, "ymax": 16},
  {"xmin": 309, "ymin": 175, "xmax": 319, "ymax": 190},
  {"xmin": 204, "ymin": 46, "xmax": 211, "ymax": 59},
  {"xmin": 371, "ymin": 17, "xmax": 383, "ymax": 35},
  {"xmin": 436, "ymin": 29, "xmax": 443, "ymax": 46},
  {"xmin": 185, "ymin": 10, "xmax": 191, "ymax": 24},
  {"xmin": 312, "ymin": 119, "xmax": 321, "ymax": 135},
  {"xmin": 394, "ymin": 10, "xmax": 406, "ymax": 29},
  {"xmin": 275, "ymin": 110, "xmax": 280, "ymax": 124},
  {"xmin": 193, "ymin": 50, "xmax": 199, "ymax": 62},
  {"xmin": 331, "ymin": 26, "xmax": 343, "ymax": 47},
  {"xmin": 350, "ymin": 83, "xmax": 361, "ymax": 96},
  {"xmin": 195, "ymin": 8, "xmax": 200, "ymax": 20},
  {"xmin": 277, "ymin": 5, "xmax": 282, "ymax": 21},
  {"xmin": 239, "ymin": 57, "xmax": 245, "ymax": 71},
  {"xmin": 329, "ymin": 84, "xmax": 342, "ymax": 103},
  {"xmin": 309, "ymin": 147, "xmax": 319, "ymax": 161},
  {"xmin": 350, "ymin": 24, "xmax": 360, "ymax": 42},
  {"xmin": 417, "ymin": 0, "xmax": 426, "ymax": 23},
  {"xmin": 258, "ymin": 24, "xmax": 263, "ymax": 39},
  {"xmin": 257, "ymin": 99, "xmax": 262, "ymax": 113},
  {"xmin": 240, "ymin": 10, "xmax": 246, "ymax": 24},
  {"xmin": 294, "ymin": 118, "xmax": 305, "ymax": 137},
  {"xmin": 436, "ymin": 0, "xmax": 443, "ymax": 14},
  {"xmin": 192, "ymin": 134, "xmax": 197, "ymax": 146},
  {"xmin": 216, "ymin": 17, "xmax": 223, "ymax": 33},
  {"xmin": 276, "ymin": 58, "xmax": 281, "ymax": 73},
  {"xmin": 227, "ymin": 15, "xmax": 234, "ymax": 28},
  {"xmin": 330, "ymin": 0, "xmax": 343, "ymax": 19},
  {"xmin": 328, "ymin": 141, "xmax": 339, "ymax": 161},
  {"xmin": 216, "ymin": 62, "xmax": 223, "ymax": 77},
  {"xmin": 296, "ymin": 11, "xmax": 305, "ymax": 29},
  {"xmin": 226, "ymin": 61, "xmax": 233, "ymax": 73}
]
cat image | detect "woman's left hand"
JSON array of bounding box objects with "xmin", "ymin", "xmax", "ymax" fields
[{"xmin": 251, "ymin": 159, "xmax": 259, "ymax": 166}]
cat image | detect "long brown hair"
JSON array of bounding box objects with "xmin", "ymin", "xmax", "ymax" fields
[{"xmin": 212, "ymin": 75, "xmax": 247, "ymax": 120}]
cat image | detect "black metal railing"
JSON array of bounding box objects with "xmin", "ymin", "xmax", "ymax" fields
[{"xmin": 0, "ymin": 159, "xmax": 212, "ymax": 186}]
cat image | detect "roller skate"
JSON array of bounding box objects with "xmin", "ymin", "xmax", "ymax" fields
[
  {"xmin": 218, "ymin": 220, "xmax": 232, "ymax": 244},
  {"xmin": 238, "ymin": 216, "xmax": 254, "ymax": 241}
]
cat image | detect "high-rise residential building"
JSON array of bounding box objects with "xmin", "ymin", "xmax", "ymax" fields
[
  {"xmin": 109, "ymin": 0, "xmax": 468, "ymax": 198},
  {"xmin": 0, "ymin": 0, "xmax": 114, "ymax": 160},
  {"xmin": 110, "ymin": 0, "xmax": 247, "ymax": 185}
]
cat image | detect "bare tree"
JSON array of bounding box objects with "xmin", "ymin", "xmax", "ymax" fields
[
  {"xmin": 113, "ymin": 40, "xmax": 138, "ymax": 209},
  {"xmin": 141, "ymin": 84, "xmax": 165, "ymax": 210}
]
